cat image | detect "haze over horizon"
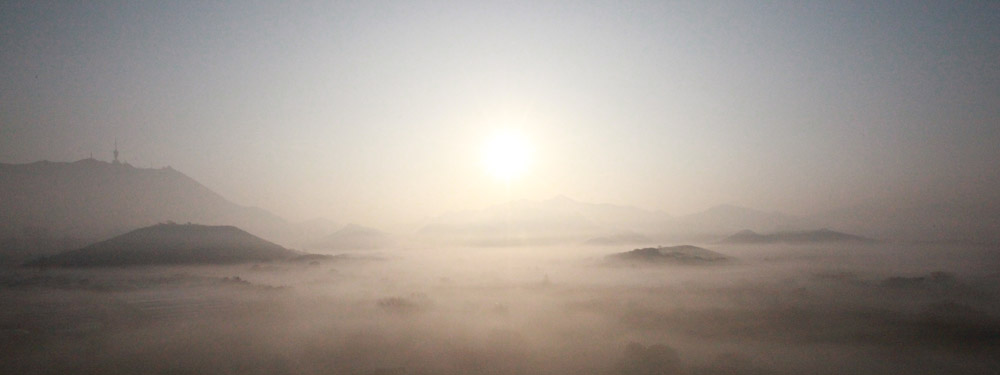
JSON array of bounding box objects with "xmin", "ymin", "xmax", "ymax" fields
[
  {"xmin": 3, "ymin": 1, "xmax": 998, "ymax": 229},
  {"xmin": 4, "ymin": 4, "xmax": 1000, "ymax": 372}
]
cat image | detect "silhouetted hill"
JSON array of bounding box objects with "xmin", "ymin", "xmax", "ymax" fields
[
  {"xmin": 0, "ymin": 159, "xmax": 293, "ymax": 253},
  {"xmin": 311, "ymin": 224, "xmax": 393, "ymax": 250},
  {"xmin": 720, "ymin": 229, "xmax": 873, "ymax": 244},
  {"xmin": 606, "ymin": 245, "xmax": 730, "ymax": 264},
  {"xmin": 26, "ymin": 224, "xmax": 299, "ymax": 267}
]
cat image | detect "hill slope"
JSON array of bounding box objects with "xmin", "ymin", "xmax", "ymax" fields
[
  {"xmin": 27, "ymin": 224, "xmax": 299, "ymax": 267},
  {"xmin": 311, "ymin": 224, "xmax": 393, "ymax": 250},
  {"xmin": 0, "ymin": 159, "xmax": 291, "ymax": 249}
]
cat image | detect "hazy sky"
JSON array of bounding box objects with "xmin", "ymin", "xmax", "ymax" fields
[{"xmin": 2, "ymin": 1, "xmax": 998, "ymax": 228}]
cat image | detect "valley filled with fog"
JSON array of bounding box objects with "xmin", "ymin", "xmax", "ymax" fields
[
  {"xmin": 3, "ymin": 2, "xmax": 1000, "ymax": 374},
  {"xmin": 3, "ymin": 241, "xmax": 998, "ymax": 375}
]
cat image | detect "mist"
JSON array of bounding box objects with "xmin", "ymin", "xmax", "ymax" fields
[
  {"xmin": 3, "ymin": 242, "xmax": 999, "ymax": 374},
  {"xmin": 3, "ymin": 1, "xmax": 1000, "ymax": 374}
]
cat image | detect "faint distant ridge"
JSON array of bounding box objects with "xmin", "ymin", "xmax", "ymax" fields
[
  {"xmin": 720, "ymin": 228, "xmax": 873, "ymax": 244},
  {"xmin": 311, "ymin": 223, "xmax": 393, "ymax": 250},
  {"xmin": 672, "ymin": 204, "xmax": 803, "ymax": 237},
  {"xmin": 419, "ymin": 195, "xmax": 669, "ymax": 246},
  {"xmin": 606, "ymin": 245, "xmax": 730, "ymax": 264},
  {"xmin": 26, "ymin": 223, "xmax": 299, "ymax": 267},
  {"xmin": 584, "ymin": 231, "xmax": 654, "ymax": 246}
]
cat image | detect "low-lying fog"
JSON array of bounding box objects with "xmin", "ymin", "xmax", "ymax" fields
[{"xmin": 3, "ymin": 242, "xmax": 999, "ymax": 375}]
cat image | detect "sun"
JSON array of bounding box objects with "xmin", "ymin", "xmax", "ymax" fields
[{"xmin": 483, "ymin": 130, "xmax": 531, "ymax": 182}]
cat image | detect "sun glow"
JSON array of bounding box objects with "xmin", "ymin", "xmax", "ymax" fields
[{"xmin": 483, "ymin": 130, "xmax": 532, "ymax": 182}]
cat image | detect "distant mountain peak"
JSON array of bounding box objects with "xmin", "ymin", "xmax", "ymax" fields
[
  {"xmin": 0, "ymin": 158, "xmax": 292, "ymax": 248},
  {"xmin": 312, "ymin": 223, "xmax": 392, "ymax": 250}
]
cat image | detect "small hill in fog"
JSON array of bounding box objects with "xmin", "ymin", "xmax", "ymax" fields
[
  {"xmin": 311, "ymin": 224, "xmax": 393, "ymax": 250},
  {"xmin": 720, "ymin": 228, "xmax": 872, "ymax": 244},
  {"xmin": 26, "ymin": 223, "xmax": 299, "ymax": 267},
  {"xmin": 606, "ymin": 245, "xmax": 730, "ymax": 264}
]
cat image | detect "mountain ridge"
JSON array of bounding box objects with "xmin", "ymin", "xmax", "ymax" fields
[
  {"xmin": 419, "ymin": 196, "xmax": 809, "ymax": 245},
  {"xmin": 720, "ymin": 228, "xmax": 873, "ymax": 244},
  {"xmin": 0, "ymin": 159, "xmax": 293, "ymax": 252},
  {"xmin": 311, "ymin": 223, "xmax": 394, "ymax": 251}
]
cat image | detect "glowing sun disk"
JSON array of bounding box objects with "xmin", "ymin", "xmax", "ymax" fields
[{"xmin": 483, "ymin": 131, "xmax": 531, "ymax": 181}]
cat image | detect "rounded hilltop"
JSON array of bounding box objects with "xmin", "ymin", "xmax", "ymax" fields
[
  {"xmin": 606, "ymin": 245, "xmax": 731, "ymax": 265},
  {"xmin": 27, "ymin": 223, "xmax": 300, "ymax": 267}
]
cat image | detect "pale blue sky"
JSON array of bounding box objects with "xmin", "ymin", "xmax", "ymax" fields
[{"xmin": 2, "ymin": 1, "xmax": 998, "ymax": 227}]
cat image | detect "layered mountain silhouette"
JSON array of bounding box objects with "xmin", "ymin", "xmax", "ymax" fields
[
  {"xmin": 5, "ymin": 158, "xmax": 994, "ymax": 255},
  {"xmin": 669, "ymin": 204, "xmax": 802, "ymax": 238},
  {"xmin": 418, "ymin": 196, "xmax": 612, "ymax": 245},
  {"xmin": 606, "ymin": 245, "xmax": 730, "ymax": 264},
  {"xmin": 539, "ymin": 195, "xmax": 673, "ymax": 231},
  {"xmin": 311, "ymin": 223, "xmax": 394, "ymax": 251},
  {"xmin": 0, "ymin": 159, "xmax": 296, "ymax": 255},
  {"xmin": 421, "ymin": 195, "xmax": 1000, "ymax": 245},
  {"xmin": 27, "ymin": 223, "xmax": 300, "ymax": 267},
  {"xmin": 419, "ymin": 196, "xmax": 807, "ymax": 246},
  {"xmin": 720, "ymin": 229, "xmax": 872, "ymax": 244}
]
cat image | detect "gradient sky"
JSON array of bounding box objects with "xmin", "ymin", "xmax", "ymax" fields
[{"xmin": 2, "ymin": 1, "xmax": 998, "ymax": 229}]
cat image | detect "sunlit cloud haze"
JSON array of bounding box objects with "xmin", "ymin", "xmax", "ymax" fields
[
  {"xmin": 4, "ymin": 4, "xmax": 1000, "ymax": 373},
  {"xmin": 2, "ymin": 1, "xmax": 998, "ymax": 228}
]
